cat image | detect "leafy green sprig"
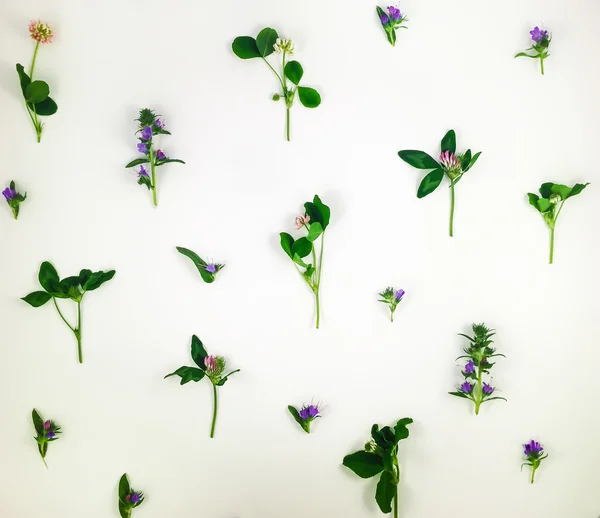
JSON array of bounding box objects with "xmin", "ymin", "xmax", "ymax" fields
[
  {"xmin": 176, "ymin": 246, "xmax": 225, "ymax": 283},
  {"xmin": 32, "ymin": 409, "xmax": 61, "ymax": 468},
  {"xmin": 118, "ymin": 473, "xmax": 145, "ymax": 518}
]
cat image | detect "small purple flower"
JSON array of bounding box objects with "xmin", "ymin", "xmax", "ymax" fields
[
  {"xmin": 464, "ymin": 360, "xmax": 475, "ymax": 375},
  {"xmin": 140, "ymin": 126, "xmax": 153, "ymax": 141},
  {"xmin": 394, "ymin": 289, "xmax": 405, "ymax": 302},
  {"xmin": 46, "ymin": 430, "xmax": 55, "ymax": 439},
  {"xmin": 129, "ymin": 492, "xmax": 141, "ymax": 505},
  {"xmin": 156, "ymin": 149, "xmax": 166, "ymax": 161},
  {"xmin": 482, "ymin": 382, "xmax": 494, "ymax": 395},
  {"xmin": 155, "ymin": 118, "xmax": 164, "ymax": 129},
  {"xmin": 460, "ymin": 381, "xmax": 473, "ymax": 394},
  {"xmin": 2, "ymin": 187, "xmax": 15, "ymax": 201},
  {"xmin": 299, "ymin": 404, "xmax": 320, "ymax": 421},
  {"xmin": 205, "ymin": 264, "xmax": 217, "ymax": 274},
  {"xmin": 138, "ymin": 165, "xmax": 149, "ymax": 178},
  {"xmin": 43, "ymin": 420, "xmax": 51, "ymax": 430},
  {"xmin": 530, "ymin": 26, "xmax": 548, "ymax": 43},
  {"xmin": 387, "ymin": 5, "xmax": 401, "ymax": 21},
  {"xmin": 137, "ymin": 142, "xmax": 148, "ymax": 154},
  {"xmin": 524, "ymin": 440, "xmax": 544, "ymax": 457},
  {"xmin": 380, "ymin": 13, "xmax": 389, "ymax": 24}
]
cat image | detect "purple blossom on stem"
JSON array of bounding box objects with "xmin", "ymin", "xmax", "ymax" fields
[
  {"xmin": 137, "ymin": 142, "xmax": 148, "ymax": 154},
  {"xmin": 439, "ymin": 150, "xmax": 461, "ymax": 171},
  {"xmin": 524, "ymin": 440, "xmax": 543, "ymax": 457},
  {"xmin": 205, "ymin": 264, "xmax": 217, "ymax": 274},
  {"xmin": 530, "ymin": 26, "xmax": 548, "ymax": 43},
  {"xmin": 299, "ymin": 404, "xmax": 320, "ymax": 421},
  {"xmin": 379, "ymin": 13, "xmax": 389, "ymax": 24},
  {"xmin": 482, "ymin": 382, "xmax": 494, "ymax": 395},
  {"xmin": 140, "ymin": 126, "xmax": 153, "ymax": 141},
  {"xmin": 464, "ymin": 360, "xmax": 475, "ymax": 375},
  {"xmin": 460, "ymin": 381, "xmax": 473, "ymax": 394},
  {"xmin": 154, "ymin": 118, "xmax": 164, "ymax": 129},
  {"xmin": 138, "ymin": 165, "xmax": 149, "ymax": 178},
  {"xmin": 127, "ymin": 492, "xmax": 141, "ymax": 505},
  {"xmin": 155, "ymin": 149, "xmax": 166, "ymax": 160},
  {"xmin": 2, "ymin": 187, "xmax": 15, "ymax": 201},
  {"xmin": 387, "ymin": 6, "xmax": 401, "ymax": 21},
  {"xmin": 394, "ymin": 289, "xmax": 405, "ymax": 302}
]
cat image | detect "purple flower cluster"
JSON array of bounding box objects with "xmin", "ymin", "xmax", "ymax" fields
[
  {"xmin": 530, "ymin": 26, "xmax": 548, "ymax": 44},
  {"xmin": 126, "ymin": 492, "xmax": 142, "ymax": 505},
  {"xmin": 524, "ymin": 440, "xmax": 543, "ymax": 457},
  {"xmin": 299, "ymin": 404, "xmax": 320, "ymax": 421},
  {"xmin": 380, "ymin": 5, "xmax": 402, "ymax": 25},
  {"xmin": 43, "ymin": 420, "xmax": 56, "ymax": 439},
  {"xmin": 2, "ymin": 186, "xmax": 16, "ymax": 201}
]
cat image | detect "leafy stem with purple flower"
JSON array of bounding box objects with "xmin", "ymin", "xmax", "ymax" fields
[
  {"xmin": 521, "ymin": 440, "xmax": 548, "ymax": 484},
  {"xmin": 3, "ymin": 181, "xmax": 26, "ymax": 219},
  {"xmin": 376, "ymin": 5, "xmax": 408, "ymax": 46},
  {"xmin": 399, "ymin": 130, "xmax": 481, "ymax": 237},
  {"xmin": 343, "ymin": 418, "xmax": 413, "ymax": 518},
  {"xmin": 280, "ymin": 195, "xmax": 331, "ymax": 329},
  {"xmin": 118, "ymin": 474, "xmax": 145, "ymax": 518},
  {"xmin": 176, "ymin": 246, "xmax": 225, "ymax": 283},
  {"xmin": 232, "ymin": 28, "xmax": 321, "ymax": 141},
  {"xmin": 449, "ymin": 323, "xmax": 506, "ymax": 415},
  {"xmin": 288, "ymin": 402, "xmax": 322, "ymax": 433},
  {"xmin": 165, "ymin": 335, "xmax": 240, "ymax": 438},
  {"xmin": 125, "ymin": 109, "xmax": 185, "ymax": 206},
  {"xmin": 32, "ymin": 409, "xmax": 61, "ymax": 468},
  {"xmin": 515, "ymin": 26, "xmax": 551, "ymax": 75},
  {"xmin": 378, "ymin": 287, "xmax": 405, "ymax": 322}
]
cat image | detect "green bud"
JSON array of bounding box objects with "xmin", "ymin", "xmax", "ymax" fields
[{"xmin": 272, "ymin": 94, "xmax": 281, "ymax": 101}]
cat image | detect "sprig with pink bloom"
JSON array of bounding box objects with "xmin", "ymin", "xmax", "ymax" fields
[
  {"xmin": 515, "ymin": 26, "xmax": 551, "ymax": 75},
  {"xmin": 376, "ymin": 5, "xmax": 408, "ymax": 46},
  {"xmin": 280, "ymin": 195, "xmax": 331, "ymax": 328},
  {"xmin": 3, "ymin": 181, "xmax": 27, "ymax": 219},
  {"xmin": 16, "ymin": 20, "xmax": 58, "ymax": 142},
  {"xmin": 32, "ymin": 409, "xmax": 61, "ymax": 468}
]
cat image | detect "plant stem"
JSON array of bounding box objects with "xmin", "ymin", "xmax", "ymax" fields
[
  {"xmin": 149, "ymin": 147, "xmax": 157, "ymax": 206},
  {"xmin": 530, "ymin": 466, "xmax": 536, "ymax": 484},
  {"xmin": 393, "ymin": 487, "xmax": 398, "ymax": 518},
  {"xmin": 286, "ymin": 108, "xmax": 290, "ymax": 142},
  {"xmin": 29, "ymin": 42, "xmax": 43, "ymax": 142},
  {"xmin": 449, "ymin": 183, "xmax": 455, "ymax": 237},
  {"xmin": 540, "ymin": 57, "xmax": 545, "ymax": 76},
  {"xmin": 29, "ymin": 42, "xmax": 40, "ymax": 77},
  {"xmin": 76, "ymin": 301, "xmax": 82, "ymax": 363},
  {"xmin": 210, "ymin": 383, "xmax": 218, "ymax": 438},
  {"xmin": 549, "ymin": 227, "xmax": 555, "ymax": 264},
  {"xmin": 474, "ymin": 368, "xmax": 483, "ymax": 415},
  {"xmin": 42, "ymin": 455, "xmax": 48, "ymax": 469},
  {"xmin": 390, "ymin": 311, "xmax": 394, "ymax": 323}
]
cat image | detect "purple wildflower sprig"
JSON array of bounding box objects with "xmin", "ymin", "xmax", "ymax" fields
[
  {"xmin": 521, "ymin": 440, "xmax": 548, "ymax": 484},
  {"xmin": 3, "ymin": 181, "xmax": 27, "ymax": 219},
  {"xmin": 165, "ymin": 335, "xmax": 240, "ymax": 438},
  {"xmin": 125, "ymin": 108, "xmax": 185, "ymax": 207},
  {"xmin": 288, "ymin": 402, "xmax": 322, "ymax": 433},
  {"xmin": 449, "ymin": 323, "xmax": 506, "ymax": 415},
  {"xmin": 376, "ymin": 5, "xmax": 408, "ymax": 46},
  {"xmin": 176, "ymin": 246, "xmax": 225, "ymax": 283},
  {"xmin": 32, "ymin": 409, "xmax": 61, "ymax": 468},
  {"xmin": 378, "ymin": 287, "xmax": 405, "ymax": 322},
  {"xmin": 515, "ymin": 26, "xmax": 551, "ymax": 75},
  {"xmin": 118, "ymin": 474, "xmax": 145, "ymax": 518}
]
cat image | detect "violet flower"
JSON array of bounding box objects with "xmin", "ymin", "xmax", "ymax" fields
[
  {"xmin": 136, "ymin": 142, "xmax": 148, "ymax": 154},
  {"xmin": 140, "ymin": 126, "xmax": 153, "ymax": 141},
  {"xmin": 176, "ymin": 246, "xmax": 225, "ymax": 283},
  {"xmin": 482, "ymin": 382, "xmax": 494, "ymax": 395},
  {"xmin": 155, "ymin": 149, "xmax": 166, "ymax": 161},
  {"xmin": 32, "ymin": 409, "xmax": 61, "ymax": 468},
  {"xmin": 205, "ymin": 264, "xmax": 217, "ymax": 274},
  {"xmin": 288, "ymin": 402, "xmax": 322, "ymax": 433},
  {"xmin": 463, "ymin": 360, "xmax": 475, "ymax": 375},
  {"xmin": 521, "ymin": 439, "xmax": 548, "ymax": 483},
  {"xmin": 378, "ymin": 286, "xmax": 405, "ymax": 322},
  {"xmin": 3, "ymin": 181, "xmax": 26, "ymax": 220},
  {"xmin": 376, "ymin": 4, "xmax": 408, "ymax": 46},
  {"xmin": 460, "ymin": 381, "xmax": 473, "ymax": 394},
  {"xmin": 118, "ymin": 473, "xmax": 145, "ymax": 518},
  {"xmin": 515, "ymin": 26, "xmax": 551, "ymax": 75}
]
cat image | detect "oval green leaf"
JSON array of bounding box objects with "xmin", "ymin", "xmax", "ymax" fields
[
  {"xmin": 342, "ymin": 451, "xmax": 385, "ymax": 479},
  {"xmin": 22, "ymin": 291, "xmax": 52, "ymax": 307},
  {"xmin": 297, "ymin": 86, "xmax": 321, "ymax": 108},
  {"xmin": 38, "ymin": 261, "xmax": 59, "ymax": 292},
  {"xmin": 566, "ymin": 182, "xmax": 589, "ymax": 199},
  {"xmin": 16, "ymin": 64, "xmax": 31, "ymax": 97},
  {"xmin": 417, "ymin": 169, "xmax": 444, "ymax": 198},
  {"xmin": 164, "ymin": 366, "xmax": 205, "ymax": 385},
  {"xmin": 25, "ymin": 81, "xmax": 49, "ymax": 104},
  {"xmin": 375, "ymin": 471, "xmax": 396, "ymax": 514},
  {"xmin": 232, "ymin": 36, "xmax": 261, "ymax": 59},
  {"xmin": 440, "ymin": 129, "xmax": 456, "ymax": 154},
  {"xmin": 191, "ymin": 334, "xmax": 208, "ymax": 368},
  {"xmin": 118, "ymin": 473, "xmax": 130, "ymax": 502},
  {"xmin": 398, "ymin": 150, "xmax": 440, "ymax": 170},
  {"xmin": 280, "ymin": 233, "xmax": 294, "ymax": 259},
  {"xmin": 256, "ymin": 28, "xmax": 278, "ymax": 57},
  {"xmin": 33, "ymin": 97, "xmax": 58, "ymax": 116},
  {"xmin": 306, "ymin": 222, "xmax": 323, "ymax": 242},
  {"xmin": 292, "ymin": 237, "xmax": 312, "ymax": 258},
  {"xmin": 32, "ymin": 409, "xmax": 44, "ymax": 435},
  {"xmin": 284, "ymin": 60, "xmax": 304, "ymax": 85}
]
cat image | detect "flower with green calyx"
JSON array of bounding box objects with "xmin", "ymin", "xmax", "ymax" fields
[
  {"xmin": 515, "ymin": 26, "xmax": 551, "ymax": 75},
  {"xmin": 521, "ymin": 440, "xmax": 548, "ymax": 484},
  {"xmin": 449, "ymin": 323, "xmax": 506, "ymax": 415},
  {"xmin": 175, "ymin": 246, "xmax": 225, "ymax": 283},
  {"xmin": 21, "ymin": 261, "xmax": 115, "ymax": 363},
  {"xmin": 527, "ymin": 182, "xmax": 589, "ymax": 264},
  {"xmin": 16, "ymin": 20, "xmax": 58, "ymax": 143},
  {"xmin": 32, "ymin": 409, "xmax": 61, "ymax": 468},
  {"xmin": 343, "ymin": 418, "xmax": 413, "ymax": 518},
  {"xmin": 164, "ymin": 335, "xmax": 240, "ymax": 438},
  {"xmin": 288, "ymin": 402, "xmax": 322, "ymax": 433},
  {"xmin": 125, "ymin": 109, "xmax": 185, "ymax": 207},
  {"xmin": 3, "ymin": 181, "xmax": 27, "ymax": 219},
  {"xmin": 376, "ymin": 5, "xmax": 408, "ymax": 46},
  {"xmin": 280, "ymin": 195, "xmax": 331, "ymax": 329},
  {"xmin": 399, "ymin": 130, "xmax": 481, "ymax": 237},
  {"xmin": 118, "ymin": 473, "xmax": 145, "ymax": 518},
  {"xmin": 378, "ymin": 287, "xmax": 405, "ymax": 322},
  {"xmin": 232, "ymin": 28, "xmax": 321, "ymax": 141}
]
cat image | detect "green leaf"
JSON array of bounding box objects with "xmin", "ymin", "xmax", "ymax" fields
[
  {"xmin": 284, "ymin": 61, "xmax": 304, "ymax": 85},
  {"xmin": 191, "ymin": 335, "xmax": 208, "ymax": 369},
  {"xmin": 216, "ymin": 369, "xmax": 240, "ymax": 386},
  {"xmin": 118, "ymin": 501, "xmax": 128, "ymax": 518},
  {"xmin": 371, "ymin": 424, "xmax": 395, "ymax": 449},
  {"xmin": 537, "ymin": 199, "xmax": 551, "ymax": 213},
  {"xmin": 32, "ymin": 97, "xmax": 58, "ymax": 116},
  {"xmin": 394, "ymin": 417, "xmax": 413, "ymax": 442},
  {"xmin": 32, "ymin": 409, "xmax": 44, "ymax": 435},
  {"xmin": 292, "ymin": 237, "xmax": 312, "ymax": 258},
  {"xmin": 176, "ymin": 246, "xmax": 214, "ymax": 284},
  {"xmin": 22, "ymin": 291, "xmax": 52, "ymax": 307},
  {"xmin": 78, "ymin": 269, "xmax": 92, "ymax": 286},
  {"xmin": 515, "ymin": 52, "xmax": 537, "ymax": 58},
  {"xmin": 25, "ymin": 80, "xmax": 49, "ymax": 103},
  {"xmin": 292, "ymin": 254, "xmax": 310, "ymax": 268},
  {"xmin": 460, "ymin": 149, "xmax": 472, "ymax": 171},
  {"xmin": 16, "ymin": 64, "xmax": 31, "ymax": 97},
  {"xmin": 155, "ymin": 158, "xmax": 186, "ymax": 167},
  {"xmin": 343, "ymin": 451, "xmax": 385, "ymax": 479},
  {"xmin": 565, "ymin": 182, "xmax": 589, "ymax": 199},
  {"xmin": 84, "ymin": 270, "xmax": 115, "ymax": 291},
  {"xmin": 287, "ymin": 405, "xmax": 308, "ymax": 431},
  {"xmin": 375, "ymin": 471, "xmax": 396, "ymax": 514},
  {"xmin": 59, "ymin": 276, "xmax": 82, "ymax": 299},
  {"xmin": 465, "ymin": 151, "xmax": 481, "ymax": 172},
  {"xmin": 280, "ymin": 233, "xmax": 295, "ymax": 259},
  {"xmin": 306, "ymin": 222, "xmax": 323, "ymax": 242},
  {"xmin": 527, "ymin": 193, "xmax": 540, "ymax": 211},
  {"xmin": 417, "ymin": 169, "xmax": 444, "ymax": 198},
  {"xmin": 448, "ymin": 391, "xmax": 470, "ymax": 399},
  {"xmin": 440, "ymin": 129, "xmax": 456, "ymax": 154},
  {"xmin": 232, "ymin": 36, "xmax": 262, "ymax": 59},
  {"xmin": 304, "ymin": 195, "xmax": 331, "ymax": 230},
  {"xmin": 398, "ymin": 150, "xmax": 440, "ymax": 170},
  {"xmin": 118, "ymin": 473, "xmax": 130, "ymax": 502},
  {"xmin": 164, "ymin": 366, "xmax": 205, "ymax": 385},
  {"xmin": 38, "ymin": 261, "xmax": 59, "ymax": 293},
  {"xmin": 256, "ymin": 28, "xmax": 278, "ymax": 57},
  {"xmin": 539, "ymin": 183, "xmax": 554, "ymax": 199},
  {"xmin": 297, "ymin": 86, "xmax": 321, "ymax": 108},
  {"xmin": 125, "ymin": 158, "xmax": 150, "ymax": 168},
  {"xmin": 551, "ymin": 184, "xmax": 572, "ymax": 200}
]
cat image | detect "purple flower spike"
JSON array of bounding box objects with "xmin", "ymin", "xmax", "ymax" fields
[
  {"xmin": 380, "ymin": 13, "xmax": 389, "ymax": 24},
  {"xmin": 155, "ymin": 149, "xmax": 166, "ymax": 161},
  {"xmin": 140, "ymin": 126, "xmax": 153, "ymax": 141},
  {"xmin": 387, "ymin": 5, "xmax": 401, "ymax": 21},
  {"xmin": 524, "ymin": 440, "xmax": 544, "ymax": 456},
  {"xmin": 2, "ymin": 187, "xmax": 15, "ymax": 201},
  {"xmin": 137, "ymin": 142, "xmax": 148, "ymax": 154},
  {"xmin": 482, "ymin": 382, "xmax": 494, "ymax": 395},
  {"xmin": 299, "ymin": 404, "xmax": 320, "ymax": 420},
  {"xmin": 530, "ymin": 26, "xmax": 548, "ymax": 43},
  {"xmin": 394, "ymin": 289, "xmax": 405, "ymax": 302},
  {"xmin": 460, "ymin": 381, "xmax": 473, "ymax": 394},
  {"xmin": 464, "ymin": 360, "xmax": 475, "ymax": 375}
]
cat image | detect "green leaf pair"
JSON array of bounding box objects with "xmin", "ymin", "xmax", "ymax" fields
[
  {"xmin": 176, "ymin": 246, "xmax": 224, "ymax": 283},
  {"xmin": 16, "ymin": 63, "xmax": 57, "ymax": 142},
  {"xmin": 22, "ymin": 261, "xmax": 116, "ymax": 363},
  {"xmin": 343, "ymin": 418, "xmax": 413, "ymax": 516},
  {"xmin": 118, "ymin": 473, "xmax": 145, "ymax": 518},
  {"xmin": 232, "ymin": 27, "xmax": 321, "ymax": 141},
  {"xmin": 527, "ymin": 182, "xmax": 589, "ymax": 264}
]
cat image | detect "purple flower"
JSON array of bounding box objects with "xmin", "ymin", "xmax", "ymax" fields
[
  {"xmin": 137, "ymin": 142, "xmax": 148, "ymax": 154},
  {"xmin": 128, "ymin": 492, "xmax": 141, "ymax": 505},
  {"xmin": 138, "ymin": 165, "xmax": 149, "ymax": 178},
  {"xmin": 205, "ymin": 264, "xmax": 217, "ymax": 274},
  {"xmin": 394, "ymin": 289, "xmax": 405, "ymax": 302},
  {"xmin": 156, "ymin": 149, "xmax": 166, "ymax": 161},
  {"xmin": 46, "ymin": 431, "xmax": 55, "ymax": 439},
  {"xmin": 43, "ymin": 420, "xmax": 51, "ymax": 430},
  {"xmin": 524, "ymin": 440, "xmax": 544, "ymax": 457},
  {"xmin": 380, "ymin": 13, "xmax": 389, "ymax": 24},
  {"xmin": 464, "ymin": 360, "xmax": 475, "ymax": 375},
  {"xmin": 460, "ymin": 381, "xmax": 473, "ymax": 394},
  {"xmin": 299, "ymin": 404, "xmax": 320, "ymax": 421},
  {"xmin": 155, "ymin": 118, "xmax": 164, "ymax": 129},
  {"xmin": 530, "ymin": 26, "xmax": 548, "ymax": 43},
  {"xmin": 387, "ymin": 5, "xmax": 402, "ymax": 21},
  {"xmin": 482, "ymin": 382, "xmax": 494, "ymax": 395},
  {"xmin": 140, "ymin": 126, "xmax": 153, "ymax": 141},
  {"xmin": 2, "ymin": 187, "xmax": 15, "ymax": 201}
]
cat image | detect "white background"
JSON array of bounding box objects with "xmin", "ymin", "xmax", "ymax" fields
[{"xmin": 0, "ymin": 0, "xmax": 599, "ymax": 517}]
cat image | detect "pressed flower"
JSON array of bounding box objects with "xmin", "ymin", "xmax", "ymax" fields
[
  {"xmin": 288, "ymin": 402, "xmax": 322, "ymax": 433},
  {"xmin": 482, "ymin": 382, "xmax": 494, "ymax": 395},
  {"xmin": 176, "ymin": 246, "xmax": 225, "ymax": 283},
  {"xmin": 273, "ymin": 38, "xmax": 295, "ymax": 55},
  {"xmin": 378, "ymin": 286, "xmax": 405, "ymax": 322},
  {"xmin": 376, "ymin": 4, "xmax": 408, "ymax": 46},
  {"xmin": 463, "ymin": 360, "xmax": 475, "ymax": 375},
  {"xmin": 515, "ymin": 26, "xmax": 551, "ymax": 75},
  {"xmin": 521, "ymin": 439, "xmax": 548, "ymax": 484},
  {"xmin": 140, "ymin": 126, "xmax": 153, "ymax": 141},
  {"xmin": 2, "ymin": 181, "xmax": 26, "ymax": 219},
  {"xmin": 118, "ymin": 474, "xmax": 145, "ymax": 518},
  {"xmin": 155, "ymin": 149, "xmax": 166, "ymax": 161},
  {"xmin": 137, "ymin": 142, "xmax": 148, "ymax": 154}
]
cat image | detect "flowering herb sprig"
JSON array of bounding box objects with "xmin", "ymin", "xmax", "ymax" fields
[
  {"xmin": 125, "ymin": 109, "xmax": 185, "ymax": 206},
  {"xmin": 176, "ymin": 246, "xmax": 225, "ymax": 283},
  {"xmin": 232, "ymin": 28, "xmax": 321, "ymax": 141},
  {"xmin": 3, "ymin": 181, "xmax": 26, "ymax": 219},
  {"xmin": 16, "ymin": 21, "xmax": 58, "ymax": 142},
  {"xmin": 376, "ymin": 5, "xmax": 408, "ymax": 46},
  {"xmin": 22, "ymin": 261, "xmax": 115, "ymax": 363},
  {"xmin": 165, "ymin": 335, "xmax": 240, "ymax": 438},
  {"xmin": 449, "ymin": 323, "xmax": 506, "ymax": 415},
  {"xmin": 343, "ymin": 418, "xmax": 413, "ymax": 518},
  {"xmin": 280, "ymin": 195, "xmax": 331, "ymax": 329},
  {"xmin": 32, "ymin": 409, "xmax": 61, "ymax": 468},
  {"xmin": 118, "ymin": 474, "xmax": 145, "ymax": 518},
  {"xmin": 378, "ymin": 287, "xmax": 405, "ymax": 322},
  {"xmin": 527, "ymin": 182, "xmax": 589, "ymax": 264},
  {"xmin": 515, "ymin": 27, "xmax": 551, "ymax": 75},
  {"xmin": 399, "ymin": 130, "xmax": 481, "ymax": 237},
  {"xmin": 521, "ymin": 440, "xmax": 548, "ymax": 484},
  {"xmin": 288, "ymin": 402, "xmax": 322, "ymax": 433}
]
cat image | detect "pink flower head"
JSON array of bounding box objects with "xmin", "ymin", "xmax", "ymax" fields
[
  {"xmin": 439, "ymin": 151, "xmax": 461, "ymax": 171},
  {"xmin": 29, "ymin": 20, "xmax": 54, "ymax": 44},
  {"xmin": 43, "ymin": 420, "xmax": 51, "ymax": 430},
  {"xmin": 294, "ymin": 214, "xmax": 310, "ymax": 229},
  {"xmin": 204, "ymin": 355, "xmax": 217, "ymax": 374}
]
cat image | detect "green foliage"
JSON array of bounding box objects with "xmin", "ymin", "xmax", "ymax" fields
[
  {"xmin": 176, "ymin": 246, "xmax": 224, "ymax": 283},
  {"xmin": 398, "ymin": 150, "xmax": 439, "ymax": 170},
  {"xmin": 232, "ymin": 36, "xmax": 262, "ymax": 59},
  {"xmin": 287, "ymin": 405, "xmax": 309, "ymax": 433},
  {"xmin": 32, "ymin": 409, "xmax": 44, "ymax": 435},
  {"xmin": 417, "ymin": 169, "xmax": 444, "ymax": 198},
  {"xmin": 284, "ymin": 61, "xmax": 304, "ymax": 85},
  {"xmin": 256, "ymin": 28, "xmax": 278, "ymax": 57},
  {"xmin": 440, "ymin": 129, "xmax": 456, "ymax": 154},
  {"xmin": 297, "ymin": 86, "xmax": 321, "ymax": 108}
]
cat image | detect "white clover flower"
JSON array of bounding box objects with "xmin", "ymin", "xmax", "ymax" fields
[{"xmin": 273, "ymin": 38, "xmax": 295, "ymax": 55}]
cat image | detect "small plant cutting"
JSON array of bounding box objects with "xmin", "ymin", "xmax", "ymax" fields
[
  {"xmin": 527, "ymin": 182, "xmax": 589, "ymax": 264},
  {"xmin": 288, "ymin": 402, "xmax": 322, "ymax": 433},
  {"xmin": 232, "ymin": 28, "xmax": 321, "ymax": 141},
  {"xmin": 377, "ymin": 5, "xmax": 408, "ymax": 46},
  {"xmin": 3, "ymin": 181, "xmax": 26, "ymax": 219},
  {"xmin": 32, "ymin": 409, "xmax": 61, "ymax": 468},
  {"xmin": 165, "ymin": 335, "xmax": 240, "ymax": 438},
  {"xmin": 515, "ymin": 27, "xmax": 551, "ymax": 75},
  {"xmin": 343, "ymin": 418, "xmax": 413, "ymax": 518},
  {"xmin": 280, "ymin": 195, "xmax": 330, "ymax": 329},
  {"xmin": 22, "ymin": 261, "xmax": 115, "ymax": 363},
  {"xmin": 16, "ymin": 20, "xmax": 57, "ymax": 142},
  {"xmin": 399, "ymin": 130, "xmax": 481, "ymax": 237},
  {"xmin": 521, "ymin": 440, "xmax": 548, "ymax": 484},
  {"xmin": 118, "ymin": 473, "xmax": 145, "ymax": 518},
  {"xmin": 378, "ymin": 287, "xmax": 405, "ymax": 322},
  {"xmin": 176, "ymin": 246, "xmax": 225, "ymax": 283},
  {"xmin": 125, "ymin": 109, "xmax": 185, "ymax": 206},
  {"xmin": 449, "ymin": 323, "xmax": 506, "ymax": 415}
]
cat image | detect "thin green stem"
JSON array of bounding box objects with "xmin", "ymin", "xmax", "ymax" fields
[
  {"xmin": 390, "ymin": 310, "xmax": 394, "ymax": 323},
  {"xmin": 52, "ymin": 298, "xmax": 75, "ymax": 333},
  {"xmin": 76, "ymin": 301, "xmax": 82, "ymax": 363},
  {"xmin": 29, "ymin": 42, "xmax": 40, "ymax": 77},
  {"xmin": 29, "ymin": 42, "xmax": 43, "ymax": 142},
  {"xmin": 530, "ymin": 465, "xmax": 536, "ymax": 484},
  {"xmin": 316, "ymin": 233, "xmax": 325, "ymax": 329},
  {"xmin": 549, "ymin": 227, "xmax": 555, "ymax": 264},
  {"xmin": 286, "ymin": 108, "xmax": 290, "ymax": 142},
  {"xmin": 261, "ymin": 57, "xmax": 285, "ymax": 91},
  {"xmin": 449, "ymin": 183, "xmax": 455, "ymax": 237},
  {"xmin": 42, "ymin": 455, "xmax": 48, "ymax": 469},
  {"xmin": 540, "ymin": 57, "xmax": 545, "ymax": 76},
  {"xmin": 474, "ymin": 368, "xmax": 483, "ymax": 415},
  {"xmin": 149, "ymin": 146, "xmax": 157, "ymax": 206},
  {"xmin": 393, "ymin": 486, "xmax": 398, "ymax": 518},
  {"xmin": 210, "ymin": 383, "xmax": 218, "ymax": 438}
]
